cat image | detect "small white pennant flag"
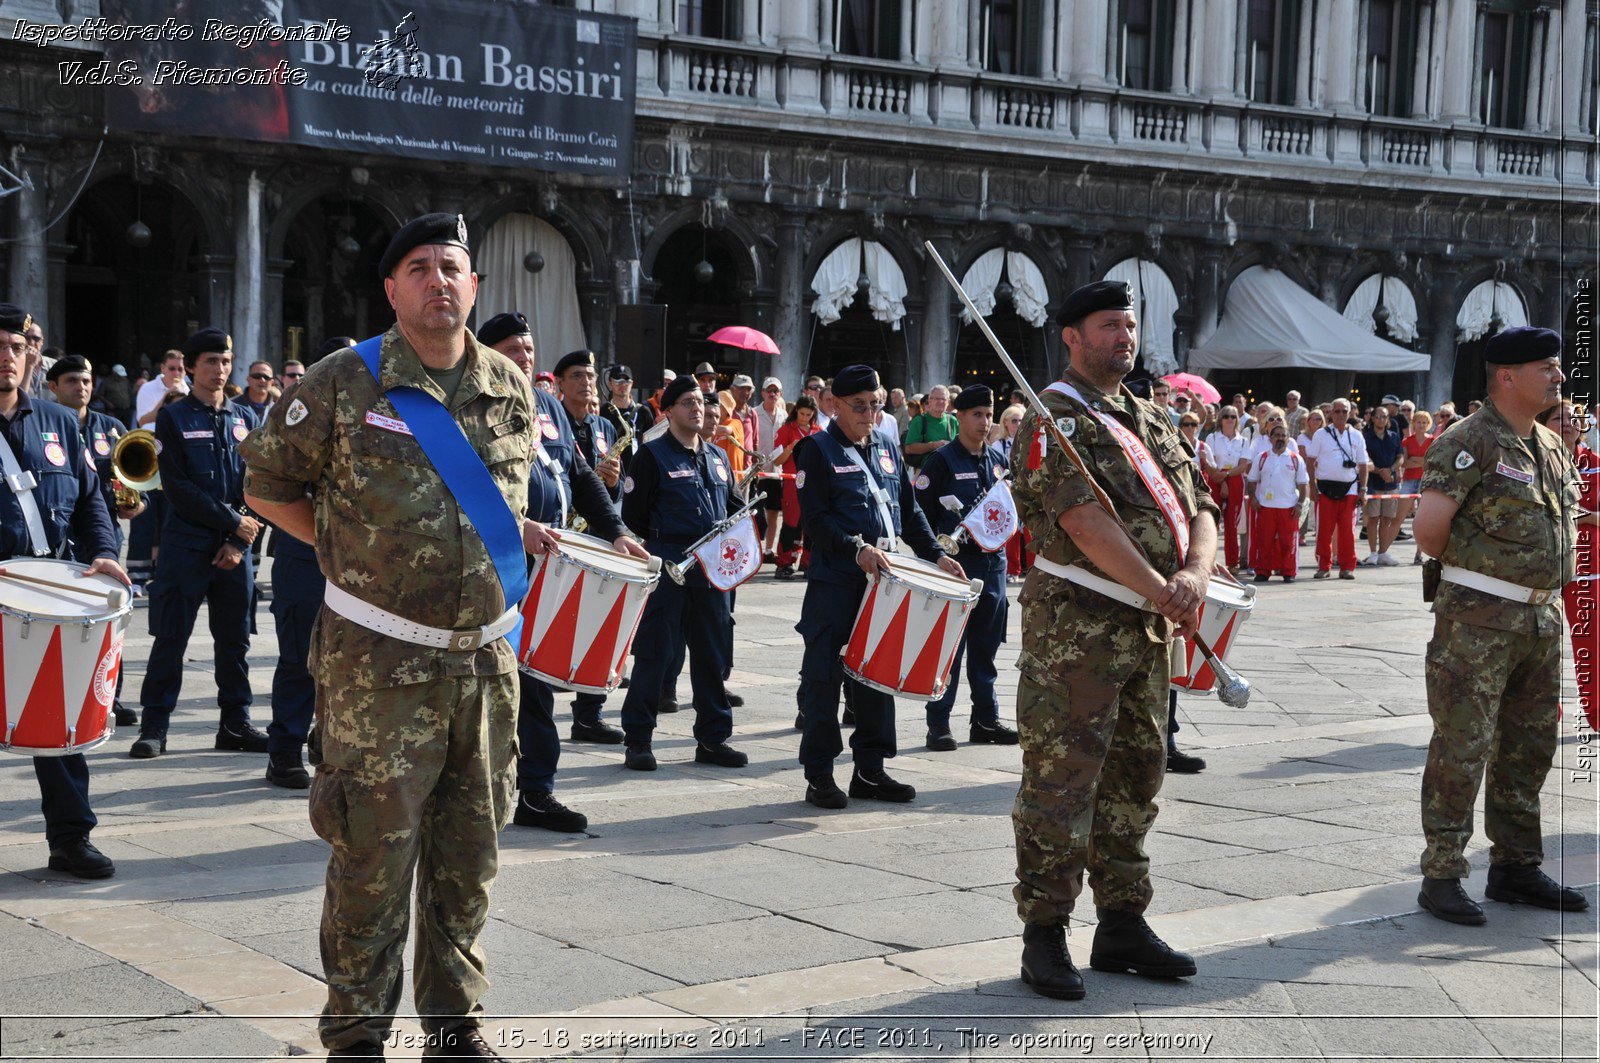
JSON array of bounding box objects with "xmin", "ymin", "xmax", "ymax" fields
[
  {"xmin": 960, "ymin": 478, "xmax": 1019, "ymax": 553},
  {"xmin": 692, "ymin": 513, "xmax": 763, "ymax": 591}
]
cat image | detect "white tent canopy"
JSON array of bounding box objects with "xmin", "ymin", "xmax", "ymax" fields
[
  {"xmin": 1188, "ymin": 266, "xmax": 1429, "ymax": 372},
  {"xmin": 1343, "ymin": 273, "xmax": 1419, "ymax": 343},
  {"xmin": 1104, "ymin": 257, "xmax": 1179, "ymax": 374}
]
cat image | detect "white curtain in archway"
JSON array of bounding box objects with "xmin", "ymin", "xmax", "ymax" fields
[
  {"xmin": 811, "ymin": 239, "xmax": 908, "ymax": 330},
  {"xmin": 863, "ymin": 241, "xmax": 907, "ymax": 330},
  {"xmin": 958, "ymin": 249, "xmax": 1006, "ymax": 323},
  {"xmin": 1343, "ymin": 274, "xmax": 1420, "ymax": 343},
  {"xmin": 1103, "ymin": 258, "xmax": 1179, "ymax": 374},
  {"xmin": 811, "ymin": 238, "xmax": 861, "ymax": 325},
  {"xmin": 476, "ymin": 213, "xmax": 586, "ymax": 362},
  {"xmin": 1006, "ymin": 251, "xmax": 1050, "ymax": 327},
  {"xmin": 1455, "ymin": 280, "xmax": 1529, "ymax": 342}
]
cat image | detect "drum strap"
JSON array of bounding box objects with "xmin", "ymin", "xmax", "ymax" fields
[
  {"xmin": 532, "ymin": 439, "xmax": 569, "ymax": 527},
  {"xmin": 840, "ymin": 443, "xmax": 899, "ymax": 552},
  {"xmin": 355, "ymin": 336, "xmax": 530, "ymax": 648},
  {"xmin": 1033, "ymin": 556, "xmax": 1158, "ymax": 613},
  {"xmin": 0, "ymin": 434, "xmax": 51, "ymax": 557}
]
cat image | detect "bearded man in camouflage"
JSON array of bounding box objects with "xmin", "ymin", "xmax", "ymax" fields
[
  {"xmin": 1008, "ymin": 280, "xmax": 1218, "ymax": 1001},
  {"xmin": 1412, "ymin": 326, "xmax": 1589, "ymax": 925},
  {"xmin": 243, "ymin": 214, "xmax": 548, "ymax": 1060}
]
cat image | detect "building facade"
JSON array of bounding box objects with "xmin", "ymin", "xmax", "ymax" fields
[{"xmin": 2, "ymin": 0, "xmax": 1595, "ymax": 408}]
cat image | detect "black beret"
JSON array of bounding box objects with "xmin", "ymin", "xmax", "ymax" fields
[
  {"xmin": 182, "ymin": 327, "xmax": 232, "ymax": 361},
  {"xmin": 832, "ymin": 364, "xmax": 879, "ymax": 397},
  {"xmin": 1484, "ymin": 326, "xmax": 1562, "ymax": 365},
  {"xmin": 46, "ymin": 354, "xmax": 91, "ymax": 380},
  {"xmin": 660, "ymin": 374, "xmax": 699, "ymax": 408},
  {"xmin": 377, "ymin": 212, "xmax": 470, "ymax": 279},
  {"xmin": 314, "ymin": 335, "xmax": 356, "ymax": 360},
  {"xmin": 606, "ymin": 363, "xmax": 632, "ymax": 381},
  {"xmin": 953, "ymin": 384, "xmax": 993, "ymax": 411},
  {"xmin": 477, "ymin": 312, "xmax": 530, "ymax": 349},
  {"xmin": 0, "ymin": 303, "xmax": 32, "ymax": 335},
  {"xmin": 1057, "ymin": 280, "xmax": 1134, "ymax": 328},
  {"xmin": 554, "ymin": 349, "xmax": 596, "ymax": 376}
]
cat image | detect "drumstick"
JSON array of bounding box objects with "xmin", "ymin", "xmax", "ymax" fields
[{"xmin": 0, "ymin": 568, "xmax": 128, "ymax": 610}]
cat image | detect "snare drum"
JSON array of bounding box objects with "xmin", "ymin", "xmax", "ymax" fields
[
  {"xmin": 841, "ymin": 555, "xmax": 983, "ymax": 702},
  {"xmin": 517, "ymin": 532, "xmax": 662, "ymax": 695},
  {"xmin": 1170, "ymin": 575, "xmax": 1256, "ymax": 696},
  {"xmin": 1, "ymin": 559, "xmax": 132, "ymax": 756}
]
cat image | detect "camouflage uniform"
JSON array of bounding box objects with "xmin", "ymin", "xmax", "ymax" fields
[
  {"xmin": 1418, "ymin": 397, "xmax": 1578, "ymax": 880},
  {"xmin": 1008, "ymin": 369, "xmax": 1216, "ymax": 925},
  {"xmin": 240, "ymin": 328, "xmax": 533, "ymax": 1051}
]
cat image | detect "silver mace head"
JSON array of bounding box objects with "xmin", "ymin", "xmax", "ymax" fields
[{"xmin": 1215, "ymin": 670, "xmax": 1252, "ymax": 708}]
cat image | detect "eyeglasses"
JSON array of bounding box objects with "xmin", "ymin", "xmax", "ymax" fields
[
  {"xmin": 1179, "ymin": 420, "xmax": 1200, "ymax": 428},
  {"xmin": 1220, "ymin": 414, "xmax": 1237, "ymax": 420},
  {"xmin": 249, "ymin": 373, "xmax": 272, "ymax": 381},
  {"xmin": 842, "ymin": 400, "xmax": 886, "ymax": 415},
  {"xmin": 675, "ymin": 396, "xmax": 706, "ymax": 410},
  {"xmin": 284, "ymin": 371, "xmax": 304, "ymax": 379}
]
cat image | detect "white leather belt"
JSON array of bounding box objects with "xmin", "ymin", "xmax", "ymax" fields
[
  {"xmin": 322, "ymin": 583, "xmax": 520, "ymax": 651},
  {"xmin": 1033, "ymin": 557, "xmax": 1156, "ymax": 613},
  {"xmin": 1440, "ymin": 565, "xmax": 1558, "ymax": 606}
]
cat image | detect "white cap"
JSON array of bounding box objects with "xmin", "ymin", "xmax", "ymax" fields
[
  {"xmin": 730, "ymin": 374, "xmax": 755, "ymax": 389},
  {"xmin": 761, "ymin": 376, "xmax": 782, "ymax": 390}
]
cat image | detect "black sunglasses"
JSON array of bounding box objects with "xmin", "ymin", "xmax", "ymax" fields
[{"xmin": 249, "ymin": 373, "xmax": 272, "ymax": 381}]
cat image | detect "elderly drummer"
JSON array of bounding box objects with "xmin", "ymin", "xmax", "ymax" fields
[
  {"xmin": 616, "ymin": 374, "xmax": 749, "ymax": 771},
  {"xmin": 0, "ymin": 301, "xmax": 130, "ymax": 881},
  {"xmin": 475, "ymin": 311, "xmax": 646, "ymax": 835},
  {"xmin": 1008, "ymin": 280, "xmax": 1218, "ymax": 1002},
  {"xmin": 793, "ymin": 363, "xmax": 964, "ymax": 810}
]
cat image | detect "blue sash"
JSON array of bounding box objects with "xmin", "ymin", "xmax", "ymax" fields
[{"xmin": 356, "ymin": 336, "xmax": 528, "ymax": 647}]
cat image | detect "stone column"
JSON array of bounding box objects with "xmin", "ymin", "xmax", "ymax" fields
[
  {"xmin": 1424, "ymin": 265, "xmax": 1462, "ymax": 409},
  {"xmin": 6, "ymin": 147, "xmax": 48, "ymax": 334},
  {"xmin": 930, "ymin": 0, "xmax": 966, "ymax": 64},
  {"xmin": 1526, "ymin": 5, "xmax": 1551, "ymax": 129},
  {"xmin": 900, "ymin": 0, "xmax": 915, "ymax": 61},
  {"xmin": 230, "ymin": 170, "xmax": 265, "ymax": 387},
  {"xmin": 1043, "ymin": 0, "xmax": 1060, "ymax": 76},
  {"xmin": 778, "ymin": 0, "xmax": 820, "ymax": 49},
  {"xmin": 1293, "ymin": 0, "xmax": 1315, "ymax": 106},
  {"xmin": 1439, "ymin": 0, "xmax": 1477, "ymax": 120},
  {"xmin": 1199, "ymin": 0, "xmax": 1239, "ymax": 96},
  {"xmin": 1410, "ymin": 0, "xmax": 1435, "ymax": 117},
  {"xmin": 1309, "ymin": 0, "xmax": 1333, "ymax": 105},
  {"xmin": 1561, "ymin": 0, "xmax": 1590, "ymax": 133},
  {"xmin": 45, "ymin": 241, "xmax": 68, "ymax": 349},
  {"xmin": 1071, "ymin": 0, "xmax": 1111, "ymax": 83},
  {"xmin": 919, "ymin": 233, "xmax": 957, "ymax": 392},
  {"xmin": 1234, "ymin": 0, "xmax": 1250, "ymax": 97},
  {"xmin": 967, "ymin": 0, "xmax": 983, "ymax": 67},
  {"xmin": 1055, "ymin": 0, "xmax": 1078, "ymax": 80},
  {"xmin": 1171, "ymin": 0, "xmax": 1191, "ymax": 93},
  {"xmin": 1192, "ymin": 248, "xmax": 1223, "ymax": 350},
  {"xmin": 742, "ymin": 0, "xmax": 762, "ymax": 44},
  {"xmin": 772, "ymin": 212, "xmax": 808, "ymax": 398},
  {"xmin": 1469, "ymin": 1, "xmax": 1488, "ymax": 122},
  {"xmin": 657, "ymin": 0, "xmax": 674, "ymax": 32},
  {"xmin": 202, "ymin": 254, "xmax": 236, "ymax": 343},
  {"xmin": 1325, "ymin": 0, "xmax": 1359, "ymax": 112},
  {"xmin": 264, "ymin": 257, "xmax": 289, "ymax": 367}
]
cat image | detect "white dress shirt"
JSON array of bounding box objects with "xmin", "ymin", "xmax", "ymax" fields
[
  {"xmin": 1207, "ymin": 432, "xmax": 1249, "ymax": 474},
  {"xmin": 1247, "ymin": 446, "xmax": 1309, "ymax": 508},
  {"xmin": 1303, "ymin": 425, "xmax": 1369, "ymax": 483}
]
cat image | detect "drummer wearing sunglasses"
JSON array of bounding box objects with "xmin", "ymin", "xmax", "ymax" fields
[{"xmin": 0, "ymin": 301, "xmax": 129, "ymax": 882}]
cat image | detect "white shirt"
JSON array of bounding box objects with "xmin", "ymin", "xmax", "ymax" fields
[
  {"xmin": 755, "ymin": 400, "xmax": 787, "ymax": 464},
  {"xmin": 1247, "ymin": 446, "xmax": 1309, "ymax": 508},
  {"xmin": 136, "ymin": 375, "xmax": 189, "ymax": 422},
  {"xmin": 1303, "ymin": 424, "xmax": 1369, "ymax": 483},
  {"xmin": 1207, "ymin": 432, "xmax": 1249, "ymax": 473}
]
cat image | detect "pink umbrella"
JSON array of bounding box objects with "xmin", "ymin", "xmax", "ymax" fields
[
  {"xmin": 1162, "ymin": 372, "xmax": 1220, "ymax": 405},
  {"xmin": 707, "ymin": 325, "xmax": 780, "ymax": 356}
]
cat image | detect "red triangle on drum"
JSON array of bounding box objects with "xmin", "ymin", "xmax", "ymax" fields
[
  {"xmin": 528, "ymin": 570, "xmax": 584, "ymax": 677},
  {"xmin": 864, "ymin": 594, "xmax": 911, "ymax": 687},
  {"xmin": 573, "ymin": 589, "xmax": 629, "ymax": 689},
  {"xmin": 73, "ymin": 624, "xmax": 118, "ymax": 743},
  {"xmin": 12, "ymin": 628, "xmax": 66, "ymax": 750},
  {"xmin": 843, "ymin": 584, "xmax": 877, "ymax": 667},
  {"xmin": 518, "ymin": 560, "xmax": 550, "ymax": 660},
  {"xmin": 902, "ymin": 605, "xmax": 950, "ymax": 693}
]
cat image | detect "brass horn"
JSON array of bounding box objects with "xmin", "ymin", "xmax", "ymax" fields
[{"xmin": 111, "ymin": 429, "xmax": 161, "ymax": 494}]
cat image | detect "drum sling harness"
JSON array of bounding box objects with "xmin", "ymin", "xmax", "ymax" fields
[{"xmin": 0, "ymin": 432, "xmax": 51, "ymax": 556}]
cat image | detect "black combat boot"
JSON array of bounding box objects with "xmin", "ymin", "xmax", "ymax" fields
[
  {"xmin": 266, "ymin": 749, "xmax": 311, "ymax": 789},
  {"xmin": 849, "ymin": 767, "xmax": 915, "ymax": 802},
  {"xmin": 1485, "ymin": 865, "xmax": 1590, "ymax": 911},
  {"xmin": 1165, "ymin": 735, "xmax": 1207, "ymax": 774},
  {"xmin": 216, "ymin": 720, "xmax": 270, "ymax": 753},
  {"xmin": 805, "ymin": 775, "xmax": 848, "ymax": 809},
  {"xmin": 1090, "ymin": 909, "xmax": 1197, "ymax": 977},
  {"xmin": 423, "ymin": 1023, "xmax": 500, "ymax": 1058},
  {"xmin": 512, "ymin": 790, "xmax": 588, "ymax": 833},
  {"xmin": 624, "ymin": 743, "xmax": 657, "ymax": 771},
  {"xmin": 1019, "ymin": 923, "xmax": 1085, "ymax": 1000},
  {"xmin": 48, "ymin": 838, "xmax": 115, "ymax": 879},
  {"xmin": 1418, "ymin": 876, "xmax": 1487, "ymax": 925},
  {"xmin": 570, "ymin": 719, "xmax": 624, "ymax": 744},
  {"xmin": 694, "ymin": 741, "xmax": 748, "ymax": 767},
  {"xmin": 970, "ymin": 719, "xmax": 1020, "ymax": 744}
]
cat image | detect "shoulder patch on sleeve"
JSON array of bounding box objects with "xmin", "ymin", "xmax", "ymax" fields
[
  {"xmin": 1057, "ymin": 417, "xmax": 1076, "ymax": 439},
  {"xmin": 285, "ymin": 398, "xmax": 309, "ymax": 426},
  {"xmin": 795, "ymin": 470, "xmax": 806, "ymax": 489},
  {"xmin": 1455, "ymin": 450, "xmax": 1475, "ymax": 470},
  {"xmin": 914, "ymin": 473, "xmax": 930, "ymax": 490}
]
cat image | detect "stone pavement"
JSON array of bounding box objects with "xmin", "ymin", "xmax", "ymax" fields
[{"xmin": 1, "ymin": 538, "xmax": 1596, "ymax": 1061}]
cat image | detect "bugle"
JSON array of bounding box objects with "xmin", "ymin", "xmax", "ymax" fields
[
  {"xmin": 662, "ymin": 496, "xmax": 764, "ymax": 585},
  {"xmin": 111, "ymin": 429, "xmax": 161, "ymax": 503},
  {"xmin": 923, "ymin": 240, "xmax": 1250, "ymax": 708}
]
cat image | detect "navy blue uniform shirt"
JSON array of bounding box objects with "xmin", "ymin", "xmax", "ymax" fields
[
  {"xmin": 152, "ymin": 393, "xmax": 260, "ymax": 552},
  {"xmin": 621, "ymin": 429, "xmax": 734, "ymax": 578},
  {"xmin": 0, "ymin": 392, "xmax": 115, "ymax": 561},
  {"xmin": 794, "ymin": 420, "xmax": 942, "ymax": 586}
]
